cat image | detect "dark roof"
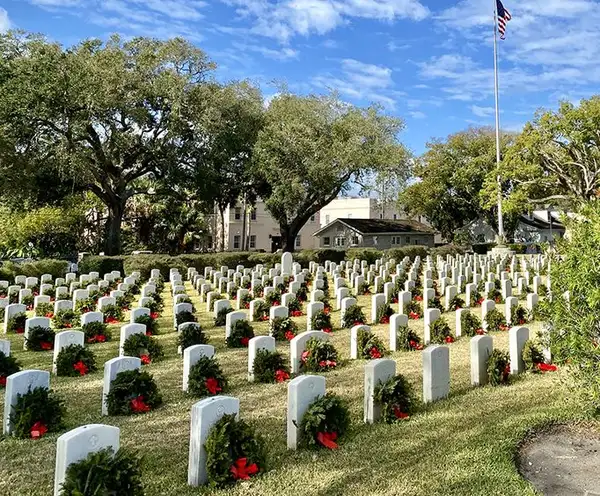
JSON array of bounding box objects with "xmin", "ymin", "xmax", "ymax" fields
[
  {"xmin": 314, "ymin": 218, "xmax": 436, "ymax": 236},
  {"xmin": 519, "ymin": 215, "xmax": 564, "ymax": 230}
]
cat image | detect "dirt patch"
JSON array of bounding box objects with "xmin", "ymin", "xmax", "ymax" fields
[{"xmin": 519, "ymin": 424, "xmax": 600, "ymax": 495}]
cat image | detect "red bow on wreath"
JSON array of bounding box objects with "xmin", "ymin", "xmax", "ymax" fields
[
  {"xmin": 393, "ymin": 406, "xmax": 409, "ymax": 420},
  {"xmin": 274, "ymin": 369, "xmax": 290, "ymax": 383},
  {"xmin": 369, "ymin": 347, "xmax": 382, "ymax": 359},
  {"xmin": 205, "ymin": 377, "xmax": 222, "ymax": 395},
  {"xmin": 30, "ymin": 421, "xmax": 48, "ymax": 439},
  {"xmin": 130, "ymin": 395, "xmax": 150, "ymax": 413},
  {"xmin": 316, "ymin": 431, "xmax": 338, "ymax": 449},
  {"xmin": 230, "ymin": 458, "xmax": 259, "ymax": 480},
  {"xmin": 140, "ymin": 354, "xmax": 151, "ymax": 365},
  {"xmin": 323, "ymin": 328, "xmax": 332, "ymax": 334},
  {"xmin": 73, "ymin": 361, "xmax": 89, "ymax": 376},
  {"xmin": 285, "ymin": 331, "xmax": 295, "ymax": 341},
  {"xmin": 537, "ymin": 362, "xmax": 558, "ymax": 373},
  {"xmin": 40, "ymin": 341, "xmax": 53, "ymax": 350},
  {"xmin": 150, "ymin": 312, "xmax": 159, "ymax": 319},
  {"xmin": 240, "ymin": 337, "xmax": 250, "ymax": 347},
  {"xmin": 0, "ymin": 375, "xmax": 6, "ymax": 387}
]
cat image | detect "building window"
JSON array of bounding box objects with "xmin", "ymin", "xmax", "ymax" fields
[
  {"xmin": 325, "ymin": 215, "xmax": 330, "ymax": 224},
  {"xmin": 323, "ymin": 236, "xmax": 331, "ymax": 246},
  {"xmin": 234, "ymin": 207, "xmax": 241, "ymax": 220},
  {"xmin": 310, "ymin": 214, "xmax": 315, "ymax": 222},
  {"xmin": 249, "ymin": 235, "xmax": 256, "ymax": 249},
  {"xmin": 405, "ymin": 236, "xmax": 410, "ymax": 244},
  {"xmin": 295, "ymin": 235, "xmax": 302, "ymax": 247},
  {"xmin": 351, "ymin": 236, "xmax": 359, "ymax": 245},
  {"xmin": 393, "ymin": 214, "xmax": 397, "ymax": 220},
  {"xmin": 250, "ymin": 209, "xmax": 256, "ymax": 221},
  {"xmin": 335, "ymin": 237, "xmax": 346, "ymax": 247},
  {"xmin": 233, "ymin": 235, "xmax": 241, "ymax": 249},
  {"xmin": 207, "ymin": 236, "xmax": 213, "ymax": 248}
]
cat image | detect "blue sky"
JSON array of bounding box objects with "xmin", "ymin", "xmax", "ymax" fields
[{"xmin": 1, "ymin": 0, "xmax": 598, "ymax": 154}]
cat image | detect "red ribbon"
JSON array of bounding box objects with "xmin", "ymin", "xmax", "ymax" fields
[
  {"xmin": 0, "ymin": 375, "xmax": 6, "ymax": 387},
  {"xmin": 537, "ymin": 362, "xmax": 558, "ymax": 373},
  {"xmin": 230, "ymin": 458, "xmax": 259, "ymax": 480},
  {"xmin": 393, "ymin": 406, "xmax": 409, "ymax": 420},
  {"xmin": 30, "ymin": 421, "xmax": 48, "ymax": 439},
  {"xmin": 140, "ymin": 354, "xmax": 151, "ymax": 365},
  {"xmin": 240, "ymin": 337, "xmax": 250, "ymax": 347},
  {"xmin": 73, "ymin": 361, "xmax": 89, "ymax": 376},
  {"xmin": 40, "ymin": 341, "xmax": 53, "ymax": 350},
  {"xmin": 323, "ymin": 328, "xmax": 332, "ymax": 334},
  {"xmin": 369, "ymin": 347, "xmax": 382, "ymax": 359},
  {"xmin": 316, "ymin": 431, "xmax": 338, "ymax": 449},
  {"xmin": 130, "ymin": 395, "xmax": 150, "ymax": 413},
  {"xmin": 274, "ymin": 369, "xmax": 290, "ymax": 383},
  {"xmin": 205, "ymin": 377, "xmax": 222, "ymax": 395},
  {"xmin": 285, "ymin": 331, "xmax": 296, "ymax": 341},
  {"xmin": 445, "ymin": 336, "xmax": 455, "ymax": 344}
]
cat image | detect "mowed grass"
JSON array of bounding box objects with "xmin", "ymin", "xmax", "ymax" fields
[{"xmin": 0, "ymin": 281, "xmax": 594, "ymax": 496}]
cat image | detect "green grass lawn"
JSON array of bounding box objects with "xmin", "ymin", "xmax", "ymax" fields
[{"xmin": 0, "ymin": 281, "xmax": 593, "ymax": 496}]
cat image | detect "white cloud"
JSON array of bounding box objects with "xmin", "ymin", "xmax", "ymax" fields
[
  {"xmin": 470, "ymin": 105, "xmax": 495, "ymax": 118},
  {"xmin": 341, "ymin": 59, "xmax": 393, "ymax": 89},
  {"xmin": 409, "ymin": 111, "xmax": 426, "ymax": 119},
  {"xmin": 0, "ymin": 8, "xmax": 10, "ymax": 32},
  {"xmin": 233, "ymin": 42, "xmax": 299, "ymax": 60}
]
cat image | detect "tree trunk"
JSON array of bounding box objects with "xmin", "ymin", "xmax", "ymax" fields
[
  {"xmin": 218, "ymin": 206, "xmax": 226, "ymax": 252},
  {"xmin": 281, "ymin": 225, "xmax": 298, "ymax": 253},
  {"xmin": 104, "ymin": 200, "xmax": 125, "ymax": 255}
]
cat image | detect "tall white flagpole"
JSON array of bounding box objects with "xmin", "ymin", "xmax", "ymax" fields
[{"xmin": 493, "ymin": 0, "xmax": 505, "ymax": 243}]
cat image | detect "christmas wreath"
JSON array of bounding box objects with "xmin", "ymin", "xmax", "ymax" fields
[
  {"xmin": 214, "ymin": 307, "xmax": 234, "ymax": 327},
  {"xmin": 447, "ymin": 296, "xmax": 465, "ymax": 311},
  {"xmin": 178, "ymin": 323, "xmax": 208, "ymax": 352},
  {"xmin": 376, "ymin": 304, "xmax": 394, "ymax": 325},
  {"xmin": 228, "ymin": 286, "xmax": 239, "ymax": 300},
  {"xmin": 470, "ymin": 290, "xmax": 484, "ymax": 307},
  {"xmin": 239, "ymin": 293, "xmax": 252, "ymax": 309},
  {"xmin": 102, "ymin": 305, "xmax": 123, "ymax": 324},
  {"xmin": 204, "ymin": 414, "xmax": 267, "ymax": 488},
  {"xmin": 0, "ymin": 307, "xmax": 4, "ymax": 321},
  {"xmin": 288, "ymin": 297, "xmax": 303, "ymax": 317},
  {"xmin": 487, "ymin": 288, "xmax": 503, "ymax": 304},
  {"xmin": 176, "ymin": 310, "xmax": 197, "ymax": 327},
  {"xmin": 460, "ymin": 311, "xmax": 484, "ymax": 337},
  {"xmin": 396, "ymin": 325, "xmax": 423, "ymax": 351},
  {"xmin": 538, "ymin": 284, "xmax": 548, "ymax": 297},
  {"xmin": 265, "ymin": 290, "xmax": 281, "ymax": 307},
  {"xmin": 296, "ymin": 285, "xmax": 308, "ymax": 302},
  {"xmin": 42, "ymin": 286, "xmax": 54, "ymax": 298},
  {"xmin": 187, "ymin": 356, "xmax": 228, "ymax": 397},
  {"xmin": 145, "ymin": 298, "xmax": 163, "ymax": 315},
  {"xmin": 252, "ymin": 301, "xmax": 269, "ymax": 321},
  {"xmin": 487, "ymin": 349, "xmax": 511, "ymax": 386},
  {"xmin": 511, "ymin": 305, "xmax": 530, "ymax": 326},
  {"xmin": 301, "ymin": 338, "xmax": 338, "ymax": 372},
  {"xmin": 83, "ymin": 321, "xmax": 111, "ymax": 344},
  {"xmin": 342, "ymin": 304, "xmax": 366, "ymax": 328},
  {"xmin": 134, "ymin": 314, "xmax": 159, "ymax": 336},
  {"xmin": 0, "ymin": 350, "xmax": 21, "ymax": 387},
  {"xmin": 252, "ymin": 284, "xmax": 264, "ymax": 299},
  {"xmin": 35, "ymin": 302, "xmax": 54, "ymax": 318},
  {"xmin": 270, "ymin": 317, "xmax": 298, "ymax": 341},
  {"xmin": 21, "ymin": 294, "xmax": 34, "ymax": 310},
  {"xmin": 173, "ymin": 287, "xmax": 186, "ymax": 296},
  {"xmin": 356, "ymin": 328, "xmax": 387, "ymax": 359},
  {"xmin": 429, "ymin": 296, "xmax": 444, "ymax": 313},
  {"xmin": 75, "ymin": 298, "xmax": 95, "ymax": 315},
  {"xmin": 7, "ymin": 312, "xmax": 26, "ymax": 334},
  {"xmin": 430, "ymin": 318, "xmax": 455, "ymax": 344},
  {"xmin": 252, "ymin": 349, "xmax": 290, "ymax": 383},
  {"xmin": 106, "ymin": 369, "xmax": 162, "ymax": 415},
  {"xmin": 405, "ymin": 301, "xmax": 423, "ymax": 320},
  {"xmin": 373, "ymin": 374, "xmax": 418, "ymax": 423},
  {"xmin": 8, "ymin": 290, "xmax": 19, "ymax": 304},
  {"xmin": 209, "ymin": 294, "xmax": 224, "ymax": 312},
  {"xmin": 9, "ymin": 386, "xmax": 65, "ymax": 439},
  {"xmin": 485, "ymin": 309, "xmax": 508, "ymax": 332},
  {"xmin": 115, "ymin": 295, "xmax": 133, "ymax": 311},
  {"xmin": 122, "ymin": 333, "xmax": 164, "ymax": 364},
  {"xmin": 55, "ymin": 344, "xmax": 97, "ymax": 377},
  {"xmin": 311, "ymin": 310, "xmax": 332, "ymax": 333},
  {"xmin": 522, "ymin": 340, "xmax": 557, "ymax": 373},
  {"xmin": 25, "ymin": 326, "xmax": 56, "ymax": 351},
  {"xmin": 356, "ymin": 282, "xmax": 370, "ymax": 295},
  {"xmin": 53, "ymin": 310, "xmax": 78, "ymax": 329},
  {"xmin": 59, "ymin": 447, "xmax": 143, "ymax": 496},
  {"xmin": 299, "ymin": 394, "xmax": 350, "ymax": 450},
  {"xmin": 226, "ymin": 320, "xmax": 255, "ymax": 348}
]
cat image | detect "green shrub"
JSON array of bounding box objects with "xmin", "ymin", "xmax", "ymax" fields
[
  {"xmin": 386, "ymin": 246, "xmax": 429, "ymax": 261},
  {"xmin": 0, "ymin": 259, "xmax": 68, "ymax": 279},
  {"xmin": 78, "ymin": 256, "xmax": 125, "ymax": 276},
  {"xmin": 346, "ymin": 248, "xmax": 383, "ymax": 265}
]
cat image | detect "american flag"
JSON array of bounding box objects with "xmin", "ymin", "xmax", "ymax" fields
[{"xmin": 496, "ymin": 0, "xmax": 512, "ymax": 40}]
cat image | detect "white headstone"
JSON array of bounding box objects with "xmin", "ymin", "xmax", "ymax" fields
[
  {"xmin": 364, "ymin": 358, "xmax": 396, "ymax": 423},
  {"xmin": 340, "ymin": 296, "xmax": 357, "ymax": 327},
  {"xmin": 4, "ymin": 370, "xmax": 50, "ymax": 434},
  {"xmin": 225, "ymin": 311, "xmax": 247, "ymax": 338},
  {"xmin": 290, "ymin": 330, "xmax": 331, "ymax": 374},
  {"xmin": 424, "ymin": 308, "xmax": 441, "ymax": 345},
  {"xmin": 130, "ymin": 307, "xmax": 150, "ymax": 324},
  {"xmin": 183, "ymin": 345, "xmax": 215, "ymax": 392},
  {"xmin": 4, "ymin": 303, "xmax": 26, "ymax": 334},
  {"xmin": 470, "ymin": 335, "xmax": 493, "ymax": 386},
  {"xmin": 509, "ymin": 326, "xmax": 530, "ymax": 375},
  {"xmin": 24, "ymin": 316, "xmax": 51, "ymax": 350},
  {"xmin": 52, "ymin": 330, "xmax": 85, "ymax": 374},
  {"xmin": 350, "ymin": 325, "xmax": 371, "ymax": 359},
  {"xmin": 248, "ymin": 336, "xmax": 276, "ymax": 381},
  {"xmin": 287, "ymin": 375, "xmax": 326, "ymax": 449},
  {"xmin": 371, "ymin": 294, "xmax": 386, "ymax": 324},
  {"xmin": 423, "ymin": 345, "xmax": 450, "ymax": 403},
  {"xmin": 81, "ymin": 311, "xmax": 103, "ymax": 326},
  {"xmin": 389, "ymin": 313, "xmax": 408, "ymax": 352},
  {"xmin": 102, "ymin": 357, "xmax": 141, "ymax": 415},
  {"xmin": 119, "ymin": 324, "xmax": 146, "ymax": 356}
]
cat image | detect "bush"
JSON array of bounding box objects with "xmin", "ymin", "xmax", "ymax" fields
[
  {"xmin": 472, "ymin": 243, "xmax": 496, "ymax": 254},
  {"xmin": 78, "ymin": 256, "xmax": 125, "ymax": 276},
  {"xmin": 487, "ymin": 349, "xmax": 510, "ymax": 386},
  {"xmin": 386, "ymin": 246, "xmax": 429, "ymax": 261},
  {"xmin": 345, "ymin": 248, "xmax": 382, "ymax": 265},
  {"xmin": 430, "ymin": 244, "xmax": 467, "ymax": 259},
  {"xmin": 0, "ymin": 259, "xmax": 69, "ymax": 279}
]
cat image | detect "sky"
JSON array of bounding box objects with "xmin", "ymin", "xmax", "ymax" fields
[{"xmin": 1, "ymin": 0, "xmax": 599, "ymax": 154}]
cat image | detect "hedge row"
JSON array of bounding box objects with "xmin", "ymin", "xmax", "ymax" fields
[{"xmin": 0, "ymin": 259, "xmax": 69, "ymax": 280}]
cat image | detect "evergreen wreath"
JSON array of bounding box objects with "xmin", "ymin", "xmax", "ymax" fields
[
  {"xmin": 252, "ymin": 284, "xmax": 264, "ymax": 299},
  {"xmin": 253, "ymin": 349, "xmax": 290, "ymax": 383},
  {"xmin": 430, "ymin": 318, "xmax": 455, "ymax": 344},
  {"xmin": 311, "ymin": 310, "xmax": 332, "ymax": 333},
  {"xmin": 0, "ymin": 350, "xmax": 21, "ymax": 387},
  {"xmin": 42, "ymin": 286, "xmax": 55, "ymax": 297},
  {"xmin": 135, "ymin": 314, "xmax": 159, "ymax": 335},
  {"xmin": 214, "ymin": 307, "xmax": 234, "ymax": 327},
  {"xmin": 301, "ymin": 338, "xmax": 338, "ymax": 372},
  {"xmin": 487, "ymin": 349, "xmax": 511, "ymax": 386},
  {"xmin": 487, "ymin": 288, "xmax": 503, "ymax": 304},
  {"xmin": 405, "ymin": 301, "xmax": 423, "ymax": 320},
  {"xmin": 538, "ymin": 284, "xmax": 548, "ymax": 297},
  {"xmin": 21, "ymin": 294, "xmax": 34, "ymax": 310},
  {"xmin": 447, "ymin": 295, "xmax": 465, "ymax": 311},
  {"xmin": 522, "ymin": 340, "xmax": 546, "ymax": 373},
  {"xmin": 122, "ymin": 333, "xmax": 164, "ymax": 364},
  {"xmin": 0, "ymin": 306, "xmax": 4, "ymax": 321},
  {"xmin": 75, "ymin": 298, "xmax": 95, "ymax": 315},
  {"xmin": 187, "ymin": 356, "xmax": 228, "ymax": 397},
  {"xmin": 145, "ymin": 298, "xmax": 163, "ymax": 315},
  {"xmin": 55, "ymin": 344, "xmax": 97, "ymax": 377},
  {"xmin": 25, "ymin": 326, "xmax": 56, "ymax": 351},
  {"xmin": 102, "ymin": 305, "xmax": 124, "ymax": 324},
  {"xmin": 83, "ymin": 321, "xmax": 111, "ymax": 344},
  {"xmin": 59, "ymin": 447, "xmax": 143, "ymax": 496},
  {"xmin": 115, "ymin": 295, "xmax": 133, "ymax": 310},
  {"xmin": 10, "ymin": 386, "xmax": 65, "ymax": 439},
  {"xmin": 228, "ymin": 286, "xmax": 239, "ymax": 300},
  {"xmin": 356, "ymin": 328, "xmax": 387, "ymax": 359},
  {"xmin": 342, "ymin": 304, "xmax": 366, "ymax": 328},
  {"xmin": 53, "ymin": 309, "xmax": 78, "ymax": 329},
  {"xmin": 485, "ymin": 308, "xmax": 508, "ymax": 332},
  {"xmin": 511, "ymin": 305, "xmax": 530, "ymax": 326},
  {"xmin": 176, "ymin": 295, "xmax": 194, "ymax": 309},
  {"xmin": 470, "ymin": 289, "xmax": 484, "ymax": 307},
  {"xmin": 373, "ymin": 374, "xmax": 418, "ymax": 423},
  {"xmin": 226, "ymin": 320, "xmax": 255, "ymax": 348},
  {"xmin": 204, "ymin": 414, "xmax": 267, "ymax": 488},
  {"xmin": 8, "ymin": 290, "xmax": 19, "ymax": 304},
  {"xmin": 89, "ymin": 290, "xmax": 103, "ymax": 302},
  {"xmin": 461, "ymin": 311, "xmax": 485, "ymax": 337},
  {"xmin": 299, "ymin": 394, "xmax": 350, "ymax": 450},
  {"xmin": 106, "ymin": 369, "xmax": 162, "ymax": 415},
  {"xmin": 239, "ymin": 293, "xmax": 252, "ymax": 309},
  {"xmin": 376, "ymin": 303, "xmax": 394, "ymax": 324},
  {"xmin": 269, "ymin": 317, "xmax": 298, "ymax": 341},
  {"xmin": 296, "ymin": 285, "xmax": 308, "ymax": 302},
  {"xmin": 356, "ymin": 281, "xmax": 370, "ymax": 295},
  {"xmin": 35, "ymin": 302, "xmax": 54, "ymax": 318},
  {"xmin": 396, "ymin": 325, "xmax": 423, "ymax": 351},
  {"xmin": 176, "ymin": 310, "xmax": 197, "ymax": 327},
  {"xmin": 7, "ymin": 312, "xmax": 26, "ymax": 334},
  {"xmin": 429, "ymin": 296, "xmax": 444, "ymax": 313},
  {"xmin": 209, "ymin": 294, "xmax": 224, "ymax": 312},
  {"xmin": 265, "ymin": 290, "xmax": 282, "ymax": 307},
  {"xmin": 178, "ymin": 323, "xmax": 208, "ymax": 352},
  {"xmin": 288, "ymin": 297, "xmax": 302, "ymax": 316},
  {"xmin": 252, "ymin": 300, "xmax": 269, "ymax": 321}
]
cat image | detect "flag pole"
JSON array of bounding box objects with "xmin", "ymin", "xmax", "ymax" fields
[{"xmin": 493, "ymin": 0, "xmax": 505, "ymax": 244}]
